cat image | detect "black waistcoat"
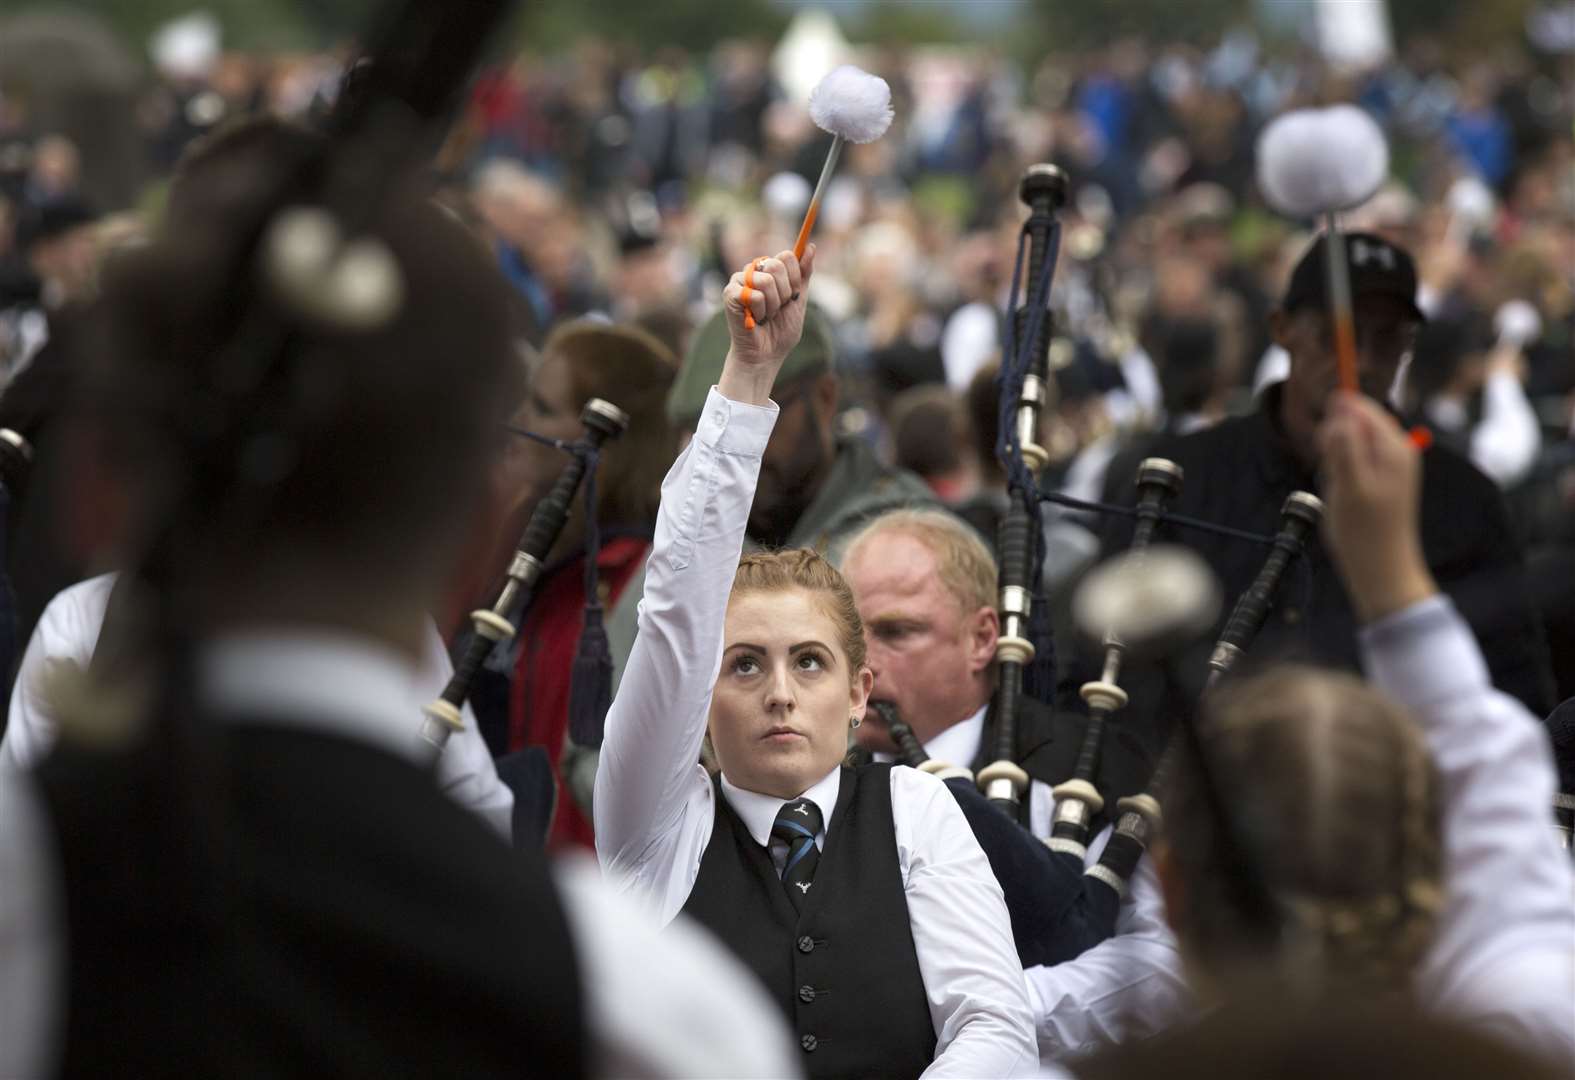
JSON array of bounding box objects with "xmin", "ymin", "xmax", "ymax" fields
[
  {"xmin": 31, "ymin": 721, "xmax": 587, "ymax": 1079},
  {"xmin": 680, "ymin": 764, "xmax": 935, "ymax": 1079}
]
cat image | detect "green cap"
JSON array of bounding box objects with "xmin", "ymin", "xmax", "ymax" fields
[{"xmin": 666, "ymin": 305, "xmax": 837, "ymax": 428}]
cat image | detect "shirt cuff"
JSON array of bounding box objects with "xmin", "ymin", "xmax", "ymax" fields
[
  {"xmin": 694, "ymin": 386, "xmax": 777, "ymax": 457},
  {"xmin": 1359, "ymin": 594, "xmax": 1489, "ymax": 709}
]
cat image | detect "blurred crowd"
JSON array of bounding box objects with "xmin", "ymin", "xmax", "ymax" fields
[
  {"xmin": 0, "ymin": 15, "xmax": 1572, "ymax": 1076},
  {"xmin": 1, "ymin": 22, "xmax": 1572, "ymax": 697}
]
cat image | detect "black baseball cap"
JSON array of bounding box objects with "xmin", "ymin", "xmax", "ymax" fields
[{"xmin": 1281, "ymin": 231, "xmax": 1425, "ymax": 323}]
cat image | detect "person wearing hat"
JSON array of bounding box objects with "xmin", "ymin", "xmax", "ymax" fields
[{"xmin": 1080, "ymin": 231, "xmax": 1554, "ymax": 754}]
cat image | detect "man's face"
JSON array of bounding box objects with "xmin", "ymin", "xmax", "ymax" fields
[
  {"xmin": 1274, "ymin": 294, "xmax": 1418, "ymax": 459},
  {"xmin": 750, "ymin": 377, "xmax": 833, "ymax": 544},
  {"xmin": 842, "ymin": 531, "xmax": 997, "ymax": 753}
]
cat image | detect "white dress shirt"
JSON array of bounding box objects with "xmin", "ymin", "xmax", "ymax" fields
[
  {"xmin": 1363, "ymin": 596, "xmax": 1575, "ymax": 1066},
  {"xmin": 596, "ymin": 387, "xmax": 1039, "ymax": 1079},
  {"xmin": 879, "ymin": 705, "xmax": 1193, "ymax": 1063},
  {"xmin": 0, "ymin": 573, "xmax": 514, "ymax": 839},
  {"xmin": 0, "ymin": 624, "xmax": 802, "ymax": 1079}
]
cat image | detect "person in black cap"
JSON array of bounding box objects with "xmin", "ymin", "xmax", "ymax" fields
[{"xmin": 1082, "ymin": 231, "xmax": 1554, "ymax": 753}]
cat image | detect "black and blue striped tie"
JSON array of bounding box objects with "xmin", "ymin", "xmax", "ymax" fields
[{"xmin": 771, "ymin": 799, "xmax": 824, "ymax": 912}]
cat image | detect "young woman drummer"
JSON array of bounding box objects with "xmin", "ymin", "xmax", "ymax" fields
[{"xmin": 595, "ymin": 246, "xmax": 1037, "ymax": 1079}]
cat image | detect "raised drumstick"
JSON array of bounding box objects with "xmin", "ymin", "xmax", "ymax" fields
[{"xmin": 745, "ymin": 64, "xmax": 893, "ymax": 329}]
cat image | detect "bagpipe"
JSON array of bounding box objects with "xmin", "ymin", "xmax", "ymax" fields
[
  {"xmin": 421, "ymin": 399, "xmax": 628, "ymax": 760},
  {"xmin": 895, "ymin": 162, "xmax": 1327, "ymax": 966}
]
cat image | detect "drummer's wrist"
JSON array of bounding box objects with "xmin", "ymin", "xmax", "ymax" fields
[{"xmin": 718, "ymin": 351, "xmax": 781, "ymax": 407}]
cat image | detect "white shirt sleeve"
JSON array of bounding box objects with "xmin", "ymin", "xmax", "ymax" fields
[
  {"xmin": 594, "ymin": 388, "xmax": 778, "ymax": 923},
  {"xmin": 415, "ymin": 624, "xmax": 513, "ymax": 841},
  {"xmin": 551, "ymin": 854, "xmax": 803, "ymax": 1079},
  {"xmin": 1019, "ymin": 780, "xmax": 1192, "ymax": 1062},
  {"xmin": 1469, "ymin": 369, "xmax": 1541, "ymax": 488},
  {"xmin": 2, "ymin": 574, "xmax": 114, "ymax": 774},
  {"xmin": 0, "ymin": 772, "xmax": 63, "ymax": 1078},
  {"xmin": 890, "ymin": 767, "xmax": 1039, "ymax": 1079},
  {"xmin": 1361, "ymin": 596, "xmax": 1575, "ymax": 1067},
  {"xmin": 1023, "ymin": 856, "xmax": 1192, "ymax": 1060},
  {"xmin": 1, "ymin": 576, "xmax": 515, "ymax": 842}
]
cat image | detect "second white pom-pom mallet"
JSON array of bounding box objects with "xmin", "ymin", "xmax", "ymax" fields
[{"xmin": 1257, "ymin": 104, "xmax": 1388, "ymax": 395}]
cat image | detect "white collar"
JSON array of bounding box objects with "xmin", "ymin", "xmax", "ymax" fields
[
  {"xmin": 720, "ymin": 765, "xmax": 842, "ymax": 848},
  {"xmin": 201, "ymin": 629, "xmax": 426, "ymax": 765},
  {"xmin": 874, "ymin": 702, "xmax": 988, "ymax": 768},
  {"xmin": 924, "ymin": 703, "xmax": 988, "ymax": 766}
]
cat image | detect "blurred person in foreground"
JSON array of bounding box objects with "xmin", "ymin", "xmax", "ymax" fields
[
  {"xmin": 1090, "ymin": 232, "xmax": 1554, "ymax": 755},
  {"xmin": 0, "ymin": 121, "xmax": 798, "ymax": 1079},
  {"xmin": 1, "ymin": 119, "xmax": 514, "ymax": 834},
  {"xmin": 1134, "ymin": 392, "xmax": 1574, "ymax": 1067},
  {"xmin": 1077, "ymin": 999, "xmax": 1566, "ymax": 1080}
]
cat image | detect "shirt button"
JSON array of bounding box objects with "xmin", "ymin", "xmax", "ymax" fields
[
  {"xmin": 797, "ymin": 935, "xmax": 815, "ymax": 953},
  {"xmin": 798, "ymin": 984, "xmax": 816, "ymax": 1003},
  {"xmin": 801, "ymin": 1034, "xmax": 818, "ymax": 1052}
]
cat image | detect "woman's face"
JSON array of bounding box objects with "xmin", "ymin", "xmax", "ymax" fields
[
  {"xmin": 709, "ymin": 587, "xmax": 872, "ymax": 800},
  {"xmin": 510, "ymin": 352, "xmax": 583, "ymax": 506}
]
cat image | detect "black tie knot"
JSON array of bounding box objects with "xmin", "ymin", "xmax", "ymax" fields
[{"xmin": 772, "ymin": 798, "xmax": 824, "ymax": 842}]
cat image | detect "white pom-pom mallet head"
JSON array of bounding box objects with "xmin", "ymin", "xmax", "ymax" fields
[
  {"xmin": 792, "ymin": 65, "xmax": 894, "ymax": 260},
  {"xmin": 742, "ymin": 65, "xmax": 892, "ymax": 331},
  {"xmin": 1257, "ymin": 105, "xmax": 1388, "ymax": 219},
  {"xmin": 1257, "ymin": 105, "xmax": 1391, "ymax": 394}
]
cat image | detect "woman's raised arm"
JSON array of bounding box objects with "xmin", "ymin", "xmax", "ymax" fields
[{"xmin": 595, "ymin": 250, "xmax": 815, "ymax": 907}]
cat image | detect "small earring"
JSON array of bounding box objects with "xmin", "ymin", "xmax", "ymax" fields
[{"xmin": 850, "ymin": 713, "xmax": 862, "ymax": 728}]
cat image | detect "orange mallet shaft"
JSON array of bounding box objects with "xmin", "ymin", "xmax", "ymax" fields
[{"xmin": 1322, "ymin": 220, "xmax": 1360, "ymax": 395}]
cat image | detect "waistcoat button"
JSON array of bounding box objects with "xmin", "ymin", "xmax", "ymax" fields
[
  {"xmin": 796, "ymin": 935, "xmax": 814, "ymax": 953},
  {"xmin": 798, "ymin": 984, "xmax": 816, "ymax": 1003},
  {"xmin": 801, "ymin": 1034, "xmax": 818, "ymax": 1052}
]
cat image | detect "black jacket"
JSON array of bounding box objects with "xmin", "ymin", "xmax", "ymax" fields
[
  {"xmin": 33, "ymin": 721, "xmax": 587, "ymax": 1079},
  {"xmin": 1075, "ymin": 385, "xmax": 1554, "ymax": 753}
]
